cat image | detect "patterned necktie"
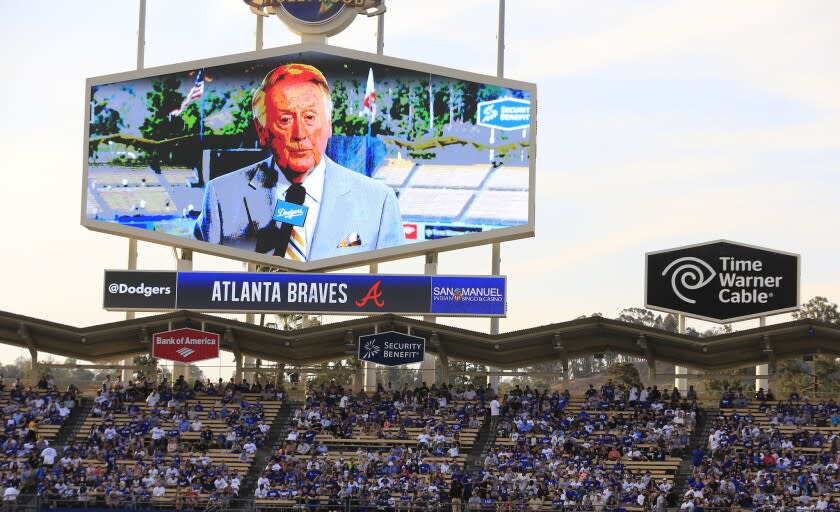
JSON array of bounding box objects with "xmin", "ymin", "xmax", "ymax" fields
[
  {"xmin": 285, "ymin": 223, "xmax": 307, "ymax": 261},
  {"xmin": 282, "ymin": 183, "xmax": 307, "ymax": 261}
]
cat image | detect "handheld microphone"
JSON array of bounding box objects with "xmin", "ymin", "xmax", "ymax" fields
[{"xmin": 255, "ymin": 184, "xmax": 306, "ymax": 256}]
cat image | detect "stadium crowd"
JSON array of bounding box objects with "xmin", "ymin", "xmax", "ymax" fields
[
  {"xmin": 250, "ymin": 380, "xmax": 694, "ymax": 511},
  {"xmin": 253, "ymin": 380, "xmax": 478, "ymax": 509},
  {"xmin": 26, "ymin": 375, "xmax": 284, "ymax": 509},
  {"xmin": 0, "ymin": 376, "xmax": 79, "ymax": 510},
  {"xmin": 476, "ymin": 382, "xmax": 690, "ymax": 511},
  {"xmin": 684, "ymin": 388, "xmax": 840, "ymax": 511},
  {"xmin": 9, "ymin": 369, "xmax": 840, "ymax": 511}
]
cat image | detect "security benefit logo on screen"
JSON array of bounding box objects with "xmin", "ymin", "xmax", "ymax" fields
[{"xmin": 645, "ymin": 241, "xmax": 799, "ymax": 323}]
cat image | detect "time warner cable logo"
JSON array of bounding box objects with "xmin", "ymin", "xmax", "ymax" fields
[
  {"xmin": 661, "ymin": 255, "xmax": 785, "ymax": 305},
  {"xmin": 107, "ymin": 283, "xmax": 172, "ymax": 297},
  {"xmin": 661, "ymin": 257, "xmax": 716, "ymax": 304}
]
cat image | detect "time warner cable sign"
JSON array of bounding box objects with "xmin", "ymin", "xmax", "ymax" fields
[
  {"xmin": 103, "ymin": 270, "xmax": 506, "ymax": 317},
  {"xmin": 645, "ymin": 240, "xmax": 799, "ymax": 323}
]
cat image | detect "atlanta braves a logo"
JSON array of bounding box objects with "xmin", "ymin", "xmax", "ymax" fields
[{"xmin": 355, "ymin": 280, "xmax": 385, "ymax": 308}]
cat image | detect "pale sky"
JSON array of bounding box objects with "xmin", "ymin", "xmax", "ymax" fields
[{"xmin": 0, "ymin": 1, "xmax": 838, "ymax": 375}]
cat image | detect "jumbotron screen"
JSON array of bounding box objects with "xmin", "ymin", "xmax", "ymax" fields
[{"xmin": 82, "ymin": 46, "xmax": 536, "ymax": 269}]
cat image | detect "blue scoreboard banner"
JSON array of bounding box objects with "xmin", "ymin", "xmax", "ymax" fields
[{"xmin": 104, "ymin": 270, "xmax": 506, "ymax": 317}]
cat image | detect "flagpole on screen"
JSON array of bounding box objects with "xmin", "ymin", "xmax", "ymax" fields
[
  {"xmin": 199, "ymin": 69, "xmax": 205, "ymax": 142},
  {"xmin": 364, "ymin": 68, "xmax": 376, "ymax": 177}
]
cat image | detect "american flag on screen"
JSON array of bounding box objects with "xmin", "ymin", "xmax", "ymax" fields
[{"xmin": 170, "ymin": 69, "xmax": 205, "ymax": 117}]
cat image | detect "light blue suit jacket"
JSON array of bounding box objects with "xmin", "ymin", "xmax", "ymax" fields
[{"xmin": 193, "ymin": 156, "xmax": 404, "ymax": 259}]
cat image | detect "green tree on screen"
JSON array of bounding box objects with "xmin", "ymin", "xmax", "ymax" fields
[
  {"xmin": 139, "ymin": 75, "xmax": 186, "ymax": 140},
  {"xmin": 330, "ymin": 79, "xmax": 392, "ymax": 137},
  {"xmin": 221, "ymin": 87, "xmax": 256, "ymax": 136},
  {"xmin": 180, "ymin": 89, "xmax": 225, "ymax": 135},
  {"xmin": 389, "ymin": 80, "xmax": 431, "ymax": 142},
  {"xmin": 330, "ymin": 80, "xmax": 366, "ymax": 136},
  {"xmin": 90, "ymin": 95, "xmax": 124, "ymax": 136},
  {"xmin": 139, "ymin": 75, "xmax": 186, "ymax": 169}
]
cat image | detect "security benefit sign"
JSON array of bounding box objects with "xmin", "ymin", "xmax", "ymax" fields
[
  {"xmin": 152, "ymin": 328, "xmax": 220, "ymax": 363},
  {"xmin": 646, "ymin": 240, "xmax": 800, "ymax": 323},
  {"xmin": 358, "ymin": 331, "xmax": 425, "ymax": 367},
  {"xmin": 477, "ymin": 98, "xmax": 531, "ymax": 131}
]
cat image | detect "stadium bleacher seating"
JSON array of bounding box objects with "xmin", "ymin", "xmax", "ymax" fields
[
  {"xmin": 398, "ymin": 188, "xmax": 474, "ymax": 219},
  {"xmin": 485, "ymin": 165, "xmax": 528, "ymax": 190},
  {"xmin": 464, "ymin": 190, "xmax": 528, "ymax": 224},
  {"xmin": 33, "ymin": 377, "xmax": 284, "ymax": 510},
  {"xmin": 161, "ymin": 168, "xmax": 198, "ymax": 186},
  {"xmin": 24, "ymin": 372, "xmax": 839, "ymax": 511},
  {"xmin": 691, "ymin": 390, "xmax": 840, "ymax": 510},
  {"xmin": 373, "ymin": 157, "xmax": 415, "ymax": 188},
  {"xmin": 410, "ymin": 164, "xmax": 491, "ymax": 189},
  {"xmin": 88, "ymin": 166, "xmax": 160, "ymax": 188},
  {"xmin": 476, "ymin": 384, "xmax": 686, "ymax": 511},
  {"xmin": 253, "ymin": 381, "xmax": 481, "ymax": 510},
  {"xmin": 97, "ymin": 188, "xmax": 175, "ymax": 216}
]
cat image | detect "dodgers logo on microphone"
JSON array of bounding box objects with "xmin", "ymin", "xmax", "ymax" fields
[{"xmin": 272, "ymin": 200, "xmax": 308, "ymax": 227}]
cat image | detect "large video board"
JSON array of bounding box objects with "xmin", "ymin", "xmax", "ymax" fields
[{"xmin": 82, "ymin": 44, "xmax": 536, "ymax": 270}]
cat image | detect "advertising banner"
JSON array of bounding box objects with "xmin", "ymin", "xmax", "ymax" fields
[
  {"xmin": 101, "ymin": 270, "xmax": 177, "ymax": 311},
  {"xmin": 104, "ymin": 270, "xmax": 506, "ymax": 317},
  {"xmin": 83, "ymin": 44, "xmax": 536, "ymax": 271},
  {"xmin": 477, "ymin": 98, "xmax": 531, "ymax": 131},
  {"xmin": 152, "ymin": 328, "xmax": 220, "ymax": 363},
  {"xmin": 645, "ymin": 240, "xmax": 800, "ymax": 323},
  {"xmin": 358, "ymin": 331, "xmax": 425, "ymax": 367}
]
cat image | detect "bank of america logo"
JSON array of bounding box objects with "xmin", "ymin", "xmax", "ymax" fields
[
  {"xmin": 176, "ymin": 348, "xmax": 195, "ymax": 359},
  {"xmin": 362, "ymin": 340, "xmax": 380, "ymax": 359}
]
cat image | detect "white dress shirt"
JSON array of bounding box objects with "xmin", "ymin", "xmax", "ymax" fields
[{"xmin": 272, "ymin": 159, "xmax": 326, "ymax": 255}]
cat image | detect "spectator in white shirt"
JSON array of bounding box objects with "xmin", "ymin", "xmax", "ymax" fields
[
  {"xmin": 152, "ymin": 482, "xmax": 166, "ymax": 498},
  {"xmin": 3, "ymin": 485, "xmax": 18, "ymax": 504},
  {"xmin": 40, "ymin": 445, "xmax": 57, "ymax": 466},
  {"xmin": 146, "ymin": 391, "xmax": 160, "ymax": 408},
  {"xmin": 490, "ymin": 398, "xmax": 501, "ymax": 429}
]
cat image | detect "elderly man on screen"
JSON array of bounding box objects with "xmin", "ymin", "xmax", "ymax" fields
[{"xmin": 193, "ymin": 63, "xmax": 403, "ymax": 260}]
